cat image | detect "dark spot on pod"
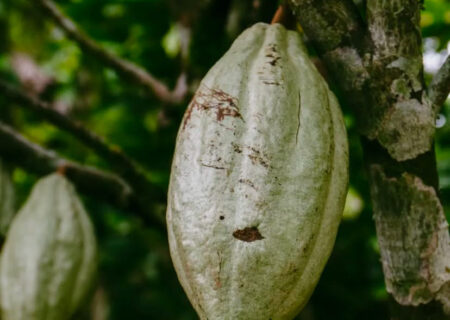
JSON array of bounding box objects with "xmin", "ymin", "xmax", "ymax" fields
[{"xmin": 233, "ymin": 227, "xmax": 264, "ymax": 242}]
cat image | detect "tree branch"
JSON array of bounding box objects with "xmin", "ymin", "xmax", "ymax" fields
[
  {"xmin": 36, "ymin": 0, "xmax": 186, "ymax": 104},
  {"xmin": 0, "ymin": 79, "xmax": 162, "ymax": 207},
  {"xmin": 0, "ymin": 122, "xmax": 165, "ymax": 231},
  {"xmin": 428, "ymin": 55, "xmax": 450, "ymax": 114}
]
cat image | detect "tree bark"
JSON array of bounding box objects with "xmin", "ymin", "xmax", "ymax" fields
[
  {"xmin": 288, "ymin": 0, "xmax": 450, "ymax": 317},
  {"xmin": 428, "ymin": 55, "xmax": 450, "ymax": 114}
]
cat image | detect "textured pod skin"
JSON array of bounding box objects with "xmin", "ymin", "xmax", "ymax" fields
[
  {"xmin": 167, "ymin": 23, "xmax": 348, "ymax": 319},
  {"xmin": 0, "ymin": 173, "xmax": 97, "ymax": 320},
  {"xmin": 0, "ymin": 160, "xmax": 15, "ymax": 237}
]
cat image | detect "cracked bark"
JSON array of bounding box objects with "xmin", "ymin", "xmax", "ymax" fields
[
  {"xmin": 369, "ymin": 165, "xmax": 449, "ymax": 309},
  {"xmin": 288, "ymin": 0, "xmax": 449, "ymax": 317},
  {"xmin": 365, "ymin": 0, "xmax": 434, "ymax": 161}
]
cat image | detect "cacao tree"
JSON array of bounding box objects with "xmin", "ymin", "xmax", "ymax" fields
[{"xmin": 0, "ymin": 0, "xmax": 448, "ymax": 319}]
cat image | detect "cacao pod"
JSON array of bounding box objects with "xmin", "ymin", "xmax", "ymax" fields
[
  {"xmin": 167, "ymin": 23, "xmax": 348, "ymax": 319},
  {"xmin": 0, "ymin": 160, "xmax": 15, "ymax": 237},
  {"xmin": 0, "ymin": 173, "xmax": 97, "ymax": 320}
]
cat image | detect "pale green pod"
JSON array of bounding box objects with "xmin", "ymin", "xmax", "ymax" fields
[
  {"xmin": 167, "ymin": 23, "xmax": 349, "ymax": 319},
  {"xmin": 0, "ymin": 173, "xmax": 97, "ymax": 320},
  {"xmin": 0, "ymin": 160, "xmax": 15, "ymax": 237}
]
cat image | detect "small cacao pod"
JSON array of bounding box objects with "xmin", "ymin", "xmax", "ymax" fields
[
  {"xmin": 0, "ymin": 160, "xmax": 15, "ymax": 237},
  {"xmin": 167, "ymin": 23, "xmax": 348, "ymax": 319},
  {"xmin": 0, "ymin": 173, "xmax": 97, "ymax": 320}
]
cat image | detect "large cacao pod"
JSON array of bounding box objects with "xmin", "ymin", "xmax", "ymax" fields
[
  {"xmin": 167, "ymin": 23, "xmax": 349, "ymax": 319},
  {"xmin": 0, "ymin": 173, "xmax": 97, "ymax": 320},
  {"xmin": 0, "ymin": 160, "xmax": 15, "ymax": 237}
]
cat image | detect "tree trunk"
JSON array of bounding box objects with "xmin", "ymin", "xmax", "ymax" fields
[{"xmin": 288, "ymin": 0, "xmax": 450, "ymax": 318}]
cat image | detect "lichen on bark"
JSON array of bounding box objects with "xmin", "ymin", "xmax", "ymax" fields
[
  {"xmin": 287, "ymin": 0, "xmax": 450, "ymax": 316},
  {"xmin": 376, "ymin": 98, "xmax": 434, "ymax": 162},
  {"xmin": 369, "ymin": 165, "xmax": 450, "ymax": 311}
]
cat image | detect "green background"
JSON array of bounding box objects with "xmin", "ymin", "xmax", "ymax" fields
[{"xmin": 0, "ymin": 0, "xmax": 449, "ymax": 319}]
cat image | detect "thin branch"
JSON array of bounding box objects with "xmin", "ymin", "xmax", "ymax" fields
[
  {"xmin": 0, "ymin": 122, "xmax": 165, "ymax": 231},
  {"xmin": 36, "ymin": 0, "xmax": 187, "ymax": 104},
  {"xmin": 428, "ymin": 55, "xmax": 450, "ymax": 114},
  {"xmin": 0, "ymin": 79, "xmax": 162, "ymax": 207}
]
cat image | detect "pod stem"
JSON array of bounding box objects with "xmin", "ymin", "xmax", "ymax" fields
[
  {"xmin": 270, "ymin": 3, "xmax": 296, "ymax": 30},
  {"xmin": 57, "ymin": 165, "xmax": 67, "ymax": 176}
]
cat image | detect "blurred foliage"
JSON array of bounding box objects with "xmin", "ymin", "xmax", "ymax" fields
[{"xmin": 0, "ymin": 0, "xmax": 449, "ymax": 319}]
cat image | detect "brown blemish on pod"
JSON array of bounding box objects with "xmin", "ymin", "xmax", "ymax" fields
[
  {"xmin": 182, "ymin": 86, "xmax": 243, "ymax": 130},
  {"xmin": 233, "ymin": 227, "xmax": 264, "ymax": 242}
]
